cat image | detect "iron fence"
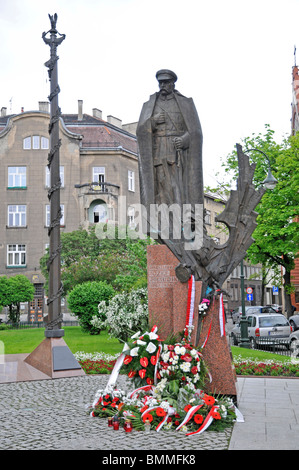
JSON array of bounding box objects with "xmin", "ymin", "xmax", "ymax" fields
[
  {"xmin": 2, "ymin": 321, "xmax": 79, "ymax": 329},
  {"xmin": 229, "ymin": 332, "xmax": 293, "ymax": 357}
]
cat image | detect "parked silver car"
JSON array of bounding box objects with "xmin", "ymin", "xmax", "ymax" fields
[
  {"xmin": 290, "ymin": 330, "xmax": 299, "ymax": 358},
  {"xmin": 289, "ymin": 314, "xmax": 299, "ymax": 331},
  {"xmin": 231, "ymin": 306, "xmax": 276, "ymax": 324},
  {"xmin": 231, "ymin": 313, "xmax": 292, "ymax": 348}
]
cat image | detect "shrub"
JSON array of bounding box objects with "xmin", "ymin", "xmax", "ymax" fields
[
  {"xmin": 93, "ymin": 288, "xmax": 149, "ymax": 342},
  {"xmin": 67, "ymin": 281, "xmax": 115, "ymax": 334}
]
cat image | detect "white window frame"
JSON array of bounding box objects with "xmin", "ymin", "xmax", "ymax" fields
[
  {"xmin": 32, "ymin": 135, "xmax": 40, "ymax": 149},
  {"xmin": 8, "ymin": 167, "xmax": 26, "ymax": 187},
  {"xmin": 41, "ymin": 136, "xmax": 49, "ymax": 149},
  {"xmin": 128, "ymin": 170, "xmax": 135, "ymax": 192},
  {"xmin": 46, "ymin": 204, "xmax": 65, "ymax": 227},
  {"xmin": 8, "ymin": 205, "xmax": 26, "ymax": 227},
  {"xmin": 93, "ymin": 167, "xmax": 105, "ymax": 186},
  {"xmin": 7, "ymin": 244, "xmax": 26, "ymax": 267},
  {"xmin": 128, "ymin": 206, "xmax": 135, "ymax": 228},
  {"xmin": 23, "ymin": 137, "xmax": 31, "ymax": 149},
  {"xmin": 45, "ymin": 166, "xmax": 64, "ymax": 188}
]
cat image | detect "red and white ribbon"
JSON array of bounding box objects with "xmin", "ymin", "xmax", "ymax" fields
[
  {"xmin": 185, "ymin": 275, "xmax": 195, "ymax": 331},
  {"xmin": 105, "ymin": 342, "xmax": 129, "ymax": 389},
  {"xmin": 129, "ymin": 385, "xmax": 154, "ymax": 399},
  {"xmin": 175, "ymin": 405, "xmax": 203, "ymax": 431},
  {"xmin": 185, "ymin": 405, "xmax": 220, "ymax": 436},
  {"xmin": 201, "ymin": 318, "xmax": 212, "ymax": 349},
  {"xmin": 219, "ymin": 293, "xmax": 226, "ymax": 337}
]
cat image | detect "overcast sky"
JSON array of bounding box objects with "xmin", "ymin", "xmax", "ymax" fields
[{"xmin": 0, "ymin": 0, "xmax": 298, "ymax": 187}]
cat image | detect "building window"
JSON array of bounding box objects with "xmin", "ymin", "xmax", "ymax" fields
[
  {"xmin": 93, "ymin": 167, "xmax": 105, "ymax": 190},
  {"xmin": 128, "ymin": 170, "xmax": 135, "ymax": 192},
  {"xmin": 41, "ymin": 137, "xmax": 49, "ymax": 149},
  {"xmin": 45, "ymin": 166, "xmax": 64, "ymax": 188},
  {"xmin": 23, "ymin": 136, "xmax": 49, "ymax": 150},
  {"xmin": 23, "ymin": 137, "xmax": 31, "ymax": 149},
  {"xmin": 7, "ymin": 244, "xmax": 26, "ymax": 267},
  {"xmin": 128, "ymin": 206, "xmax": 135, "ymax": 228},
  {"xmin": 8, "ymin": 205, "xmax": 26, "ymax": 227},
  {"xmin": 46, "ymin": 204, "xmax": 65, "ymax": 226},
  {"xmin": 8, "ymin": 167, "xmax": 26, "ymax": 188},
  {"xmin": 32, "ymin": 135, "xmax": 40, "ymax": 149},
  {"xmin": 205, "ymin": 210, "xmax": 211, "ymax": 225}
]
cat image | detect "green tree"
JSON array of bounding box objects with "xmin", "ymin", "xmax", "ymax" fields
[
  {"xmin": 40, "ymin": 225, "xmax": 154, "ymax": 294},
  {"xmin": 67, "ymin": 280, "xmax": 115, "ymax": 334},
  {"xmin": 0, "ymin": 275, "xmax": 34, "ymax": 324},
  {"xmin": 219, "ymin": 125, "xmax": 299, "ymax": 315}
]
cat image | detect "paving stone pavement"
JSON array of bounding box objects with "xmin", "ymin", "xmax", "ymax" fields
[{"xmin": 0, "ymin": 375, "xmax": 232, "ymax": 451}]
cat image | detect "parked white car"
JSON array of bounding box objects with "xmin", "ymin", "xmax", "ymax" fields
[
  {"xmin": 231, "ymin": 313, "xmax": 292, "ymax": 349},
  {"xmin": 231, "ymin": 306, "xmax": 276, "ymax": 324}
]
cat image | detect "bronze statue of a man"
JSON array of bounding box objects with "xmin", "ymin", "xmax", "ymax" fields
[{"xmin": 137, "ymin": 70, "xmax": 204, "ymax": 216}]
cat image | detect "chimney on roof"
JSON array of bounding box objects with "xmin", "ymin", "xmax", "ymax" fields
[
  {"xmin": 107, "ymin": 115, "xmax": 122, "ymax": 128},
  {"xmin": 39, "ymin": 101, "xmax": 49, "ymax": 113},
  {"xmin": 1, "ymin": 107, "xmax": 7, "ymax": 117},
  {"xmin": 92, "ymin": 108, "xmax": 102, "ymax": 119},
  {"xmin": 78, "ymin": 100, "xmax": 83, "ymax": 121}
]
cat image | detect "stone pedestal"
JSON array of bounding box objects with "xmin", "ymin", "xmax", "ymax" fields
[
  {"xmin": 147, "ymin": 245, "xmax": 202, "ymax": 343},
  {"xmin": 24, "ymin": 336, "xmax": 85, "ymax": 379},
  {"xmin": 147, "ymin": 244, "xmax": 237, "ymax": 401},
  {"xmin": 198, "ymin": 296, "xmax": 237, "ymax": 399}
]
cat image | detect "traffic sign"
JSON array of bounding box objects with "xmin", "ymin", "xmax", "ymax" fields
[
  {"xmin": 246, "ymin": 287, "xmax": 253, "ymax": 294},
  {"xmin": 272, "ymin": 286, "xmax": 279, "ymax": 295},
  {"xmin": 247, "ymin": 294, "xmax": 253, "ymax": 301}
]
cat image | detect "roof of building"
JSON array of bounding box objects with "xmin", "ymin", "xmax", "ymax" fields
[{"xmin": 0, "ymin": 110, "xmax": 138, "ymax": 155}]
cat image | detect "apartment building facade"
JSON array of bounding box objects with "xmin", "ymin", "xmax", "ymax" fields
[{"xmin": 0, "ymin": 101, "xmax": 139, "ymax": 320}]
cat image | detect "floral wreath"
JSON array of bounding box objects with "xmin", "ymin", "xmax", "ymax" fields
[{"xmin": 90, "ymin": 324, "xmax": 236, "ymax": 435}]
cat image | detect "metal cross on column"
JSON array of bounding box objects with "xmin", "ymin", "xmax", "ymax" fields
[{"xmin": 42, "ymin": 14, "xmax": 66, "ymax": 338}]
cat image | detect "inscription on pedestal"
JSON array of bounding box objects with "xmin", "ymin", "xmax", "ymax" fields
[{"xmin": 148, "ymin": 265, "xmax": 177, "ymax": 289}]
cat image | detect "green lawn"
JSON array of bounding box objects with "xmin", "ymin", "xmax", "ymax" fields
[
  {"xmin": 0, "ymin": 326, "xmax": 124, "ymax": 356},
  {"xmin": 0, "ymin": 326, "xmax": 293, "ymax": 364}
]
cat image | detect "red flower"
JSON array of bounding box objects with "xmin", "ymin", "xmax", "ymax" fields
[
  {"xmin": 212, "ymin": 410, "xmax": 221, "ymax": 420},
  {"xmin": 203, "ymin": 394, "xmax": 215, "ymax": 406},
  {"xmin": 174, "ymin": 420, "xmax": 180, "ymax": 426},
  {"xmin": 124, "ymin": 355, "xmax": 133, "ymax": 365},
  {"xmin": 168, "ymin": 345, "xmax": 175, "ymax": 351},
  {"xmin": 142, "ymin": 413, "xmax": 153, "ymax": 423},
  {"xmin": 181, "ymin": 354, "xmax": 192, "ymax": 362},
  {"xmin": 181, "ymin": 376, "xmax": 186, "ymax": 381},
  {"xmin": 140, "ymin": 405, "xmax": 149, "ymax": 413},
  {"xmin": 184, "ymin": 404, "xmax": 192, "ymax": 412},
  {"xmin": 156, "ymin": 407, "xmax": 166, "ymax": 417},
  {"xmin": 194, "ymin": 414, "xmax": 204, "ymax": 424},
  {"xmin": 150, "ymin": 355, "xmax": 157, "ymax": 365},
  {"xmin": 139, "ymin": 369, "xmax": 146, "ymax": 379},
  {"xmin": 140, "ymin": 357, "xmax": 148, "ymax": 368},
  {"xmin": 146, "ymin": 377, "xmax": 154, "ymax": 385},
  {"xmin": 191, "ymin": 366, "xmax": 198, "ymax": 375},
  {"xmin": 128, "ymin": 370, "xmax": 136, "ymax": 378}
]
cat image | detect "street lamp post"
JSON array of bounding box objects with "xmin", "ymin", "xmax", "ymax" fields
[{"xmin": 239, "ymin": 147, "xmax": 278, "ymax": 348}]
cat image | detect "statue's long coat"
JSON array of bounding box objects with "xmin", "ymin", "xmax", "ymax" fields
[{"xmin": 136, "ymin": 90, "xmax": 204, "ymax": 221}]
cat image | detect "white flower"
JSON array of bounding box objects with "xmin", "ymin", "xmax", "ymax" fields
[
  {"xmin": 148, "ymin": 331, "xmax": 159, "ymax": 340},
  {"xmin": 174, "ymin": 346, "xmax": 181, "ymax": 355},
  {"xmin": 190, "ymin": 349, "xmax": 198, "ymax": 357},
  {"xmin": 137, "ymin": 339, "xmax": 146, "ymax": 346},
  {"xmin": 146, "ymin": 342, "xmax": 157, "ymax": 354},
  {"xmin": 131, "ymin": 331, "xmax": 141, "ymax": 339},
  {"xmin": 180, "ymin": 362, "xmax": 191, "ymax": 372},
  {"xmin": 130, "ymin": 347, "xmax": 139, "ymax": 357},
  {"xmin": 162, "ymin": 352, "xmax": 170, "ymax": 362}
]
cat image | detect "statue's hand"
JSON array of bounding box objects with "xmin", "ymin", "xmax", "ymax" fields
[
  {"xmin": 154, "ymin": 111, "xmax": 166, "ymax": 124},
  {"xmin": 173, "ymin": 137, "xmax": 183, "ymax": 149}
]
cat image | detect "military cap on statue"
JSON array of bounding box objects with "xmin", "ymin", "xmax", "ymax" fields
[{"xmin": 155, "ymin": 69, "xmax": 178, "ymax": 82}]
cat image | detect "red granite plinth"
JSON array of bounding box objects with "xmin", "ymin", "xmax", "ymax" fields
[
  {"xmin": 199, "ymin": 296, "xmax": 237, "ymax": 398},
  {"xmin": 147, "ymin": 245, "xmax": 202, "ymax": 343},
  {"xmin": 24, "ymin": 337, "xmax": 85, "ymax": 379}
]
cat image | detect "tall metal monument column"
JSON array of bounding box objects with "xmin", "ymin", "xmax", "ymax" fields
[
  {"xmin": 24, "ymin": 14, "xmax": 84, "ymax": 378},
  {"xmin": 42, "ymin": 14, "xmax": 65, "ymax": 338}
]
